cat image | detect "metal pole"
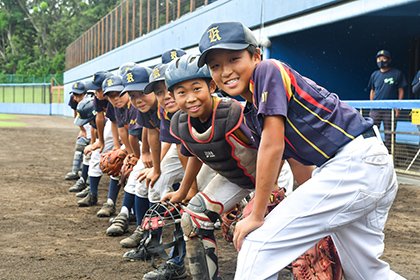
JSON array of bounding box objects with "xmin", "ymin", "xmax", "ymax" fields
[{"xmin": 391, "ymin": 109, "xmax": 395, "ymax": 157}]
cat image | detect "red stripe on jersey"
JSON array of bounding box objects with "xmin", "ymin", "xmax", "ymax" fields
[
  {"xmin": 284, "ymin": 136, "xmax": 297, "ymax": 152},
  {"xmin": 271, "ymin": 60, "xmax": 332, "ymax": 114}
]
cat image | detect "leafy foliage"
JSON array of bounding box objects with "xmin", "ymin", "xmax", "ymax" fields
[{"xmin": 0, "ymin": 0, "xmax": 122, "ymax": 78}]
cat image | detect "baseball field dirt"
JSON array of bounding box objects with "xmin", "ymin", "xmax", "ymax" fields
[{"xmin": 0, "ymin": 114, "xmax": 418, "ymax": 280}]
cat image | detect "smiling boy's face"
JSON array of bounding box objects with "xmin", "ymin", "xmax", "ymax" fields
[
  {"xmin": 171, "ymin": 78, "xmax": 216, "ymax": 123},
  {"xmin": 154, "ymin": 81, "xmax": 179, "ymax": 113},
  {"xmin": 128, "ymin": 90, "xmax": 157, "ymax": 113},
  {"xmin": 206, "ymin": 48, "xmax": 260, "ymax": 101},
  {"xmin": 106, "ymin": 91, "xmax": 129, "ymax": 108}
]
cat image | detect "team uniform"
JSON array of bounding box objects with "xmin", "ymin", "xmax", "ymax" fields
[
  {"xmin": 135, "ymin": 104, "xmax": 185, "ymax": 203},
  {"xmin": 171, "ymin": 95, "xmax": 256, "ymax": 280},
  {"xmin": 68, "ymin": 94, "xmax": 92, "ymax": 178},
  {"xmin": 88, "ymin": 97, "xmax": 116, "ymax": 178},
  {"xmin": 234, "ymin": 59, "xmax": 403, "ymax": 280}
]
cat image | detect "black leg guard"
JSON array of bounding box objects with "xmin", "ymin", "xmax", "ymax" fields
[{"xmin": 186, "ymin": 236, "xmax": 210, "ymax": 280}]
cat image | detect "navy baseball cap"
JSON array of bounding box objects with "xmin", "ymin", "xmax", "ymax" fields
[
  {"xmin": 119, "ymin": 62, "xmax": 137, "ymax": 76},
  {"xmin": 144, "ymin": 64, "xmax": 169, "ymax": 94},
  {"xmin": 85, "ymin": 71, "xmax": 113, "ymax": 90},
  {"xmin": 198, "ymin": 21, "xmax": 258, "ymax": 67},
  {"xmin": 74, "ymin": 97, "xmax": 97, "ymax": 126},
  {"xmin": 102, "ymin": 75, "xmax": 124, "ymax": 95},
  {"xmin": 121, "ymin": 65, "xmax": 153, "ymax": 95},
  {"xmin": 376, "ymin": 50, "xmax": 391, "ymax": 59},
  {"xmin": 70, "ymin": 81, "xmax": 87, "ymax": 95},
  {"xmin": 161, "ymin": 48, "xmax": 187, "ymax": 64}
]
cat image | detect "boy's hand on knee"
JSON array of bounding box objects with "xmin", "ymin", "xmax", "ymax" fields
[
  {"xmin": 146, "ymin": 168, "xmax": 161, "ymax": 188},
  {"xmin": 233, "ymin": 215, "xmax": 264, "ymax": 252},
  {"xmin": 136, "ymin": 168, "xmax": 152, "ymax": 182}
]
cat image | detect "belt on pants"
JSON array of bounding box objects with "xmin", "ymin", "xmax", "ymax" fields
[{"xmin": 361, "ymin": 127, "xmax": 376, "ymax": 139}]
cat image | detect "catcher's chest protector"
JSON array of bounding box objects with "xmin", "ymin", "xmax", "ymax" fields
[{"xmin": 171, "ymin": 98, "xmax": 256, "ymax": 189}]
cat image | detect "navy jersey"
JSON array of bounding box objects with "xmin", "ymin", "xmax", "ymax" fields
[
  {"xmin": 68, "ymin": 94, "xmax": 78, "ymax": 110},
  {"xmin": 93, "ymin": 95, "xmax": 108, "ymax": 112},
  {"xmin": 105, "ymin": 101, "xmax": 116, "ymax": 122},
  {"xmin": 246, "ymin": 59, "xmax": 373, "ymax": 167},
  {"xmin": 114, "ymin": 102, "xmax": 142, "ymax": 131},
  {"xmin": 158, "ymin": 105, "xmax": 181, "ymax": 144},
  {"xmin": 137, "ymin": 104, "xmax": 160, "ymax": 130},
  {"xmin": 368, "ymin": 68, "xmax": 407, "ymax": 100}
]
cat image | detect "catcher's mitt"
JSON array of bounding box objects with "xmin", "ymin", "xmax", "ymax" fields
[
  {"xmin": 99, "ymin": 148, "xmax": 128, "ymax": 177},
  {"xmin": 291, "ymin": 236, "xmax": 342, "ymax": 280},
  {"xmin": 120, "ymin": 154, "xmax": 139, "ymax": 186}
]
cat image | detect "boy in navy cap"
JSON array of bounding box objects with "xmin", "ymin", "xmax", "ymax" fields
[
  {"xmin": 66, "ymin": 81, "xmax": 91, "ymax": 181},
  {"xmin": 75, "ymin": 71, "xmax": 117, "ymax": 198},
  {"xmin": 198, "ymin": 21, "xmax": 404, "ymax": 280},
  {"xmin": 77, "ymin": 72, "xmax": 119, "ymax": 208},
  {"xmin": 104, "ymin": 73, "xmax": 146, "ymax": 235},
  {"xmin": 161, "ymin": 48, "xmax": 187, "ymax": 64}
]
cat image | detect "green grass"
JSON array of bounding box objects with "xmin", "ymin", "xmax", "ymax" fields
[
  {"xmin": 0, "ymin": 114, "xmax": 19, "ymax": 120},
  {"xmin": 0, "ymin": 121, "xmax": 26, "ymax": 127},
  {"xmin": 0, "ymin": 85, "xmax": 64, "ymax": 103},
  {"xmin": 0, "ymin": 114, "xmax": 26, "ymax": 127}
]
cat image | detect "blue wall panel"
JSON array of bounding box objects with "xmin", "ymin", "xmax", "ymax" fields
[{"xmin": 270, "ymin": 14, "xmax": 419, "ymax": 100}]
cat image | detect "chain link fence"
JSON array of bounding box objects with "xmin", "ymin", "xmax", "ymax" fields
[{"xmin": 0, "ymin": 74, "xmax": 63, "ymax": 85}]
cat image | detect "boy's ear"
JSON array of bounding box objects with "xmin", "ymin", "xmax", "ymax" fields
[
  {"xmin": 209, "ymin": 80, "xmax": 217, "ymax": 94},
  {"xmin": 254, "ymin": 48, "xmax": 262, "ymax": 62}
]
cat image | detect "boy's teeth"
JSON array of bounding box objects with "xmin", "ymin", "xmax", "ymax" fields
[{"xmin": 226, "ymin": 79, "xmax": 238, "ymax": 84}]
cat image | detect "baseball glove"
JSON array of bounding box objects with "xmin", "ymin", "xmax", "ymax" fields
[
  {"xmin": 120, "ymin": 154, "xmax": 139, "ymax": 186},
  {"xmin": 291, "ymin": 236, "xmax": 342, "ymax": 280},
  {"xmin": 221, "ymin": 188, "xmax": 286, "ymax": 243},
  {"xmin": 99, "ymin": 148, "xmax": 128, "ymax": 177}
]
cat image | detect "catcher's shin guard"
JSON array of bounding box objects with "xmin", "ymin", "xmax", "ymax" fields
[
  {"xmin": 186, "ymin": 236, "xmax": 210, "ymax": 280},
  {"xmin": 186, "ymin": 236, "xmax": 221, "ymax": 280}
]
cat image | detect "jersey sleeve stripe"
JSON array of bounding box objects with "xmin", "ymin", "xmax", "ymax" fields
[{"xmin": 270, "ymin": 60, "xmax": 292, "ymax": 101}]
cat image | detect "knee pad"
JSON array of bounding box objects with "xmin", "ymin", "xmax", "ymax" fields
[{"xmin": 181, "ymin": 192, "xmax": 223, "ymax": 237}]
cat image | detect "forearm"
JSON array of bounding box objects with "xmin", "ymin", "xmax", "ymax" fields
[
  {"xmin": 398, "ymin": 88, "xmax": 404, "ymax": 100},
  {"xmin": 96, "ymin": 112, "xmax": 106, "ymax": 143},
  {"xmin": 111, "ymin": 121, "xmax": 120, "ymax": 149},
  {"xmin": 129, "ymin": 134, "xmax": 141, "ymax": 158},
  {"xmin": 148, "ymin": 129, "xmax": 162, "ymax": 173},
  {"xmin": 178, "ymin": 157, "xmax": 203, "ymax": 199},
  {"xmin": 370, "ymin": 90, "xmax": 375, "ymax": 100},
  {"xmin": 253, "ymin": 116, "xmax": 285, "ymax": 220},
  {"xmin": 90, "ymin": 126, "xmax": 97, "ymax": 143},
  {"xmin": 118, "ymin": 127, "xmax": 133, "ymax": 154},
  {"xmin": 141, "ymin": 128, "xmax": 150, "ymax": 154}
]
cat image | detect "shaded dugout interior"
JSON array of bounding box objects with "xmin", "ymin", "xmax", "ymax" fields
[{"xmin": 270, "ymin": 1, "xmax": 420, "ymax": 101}]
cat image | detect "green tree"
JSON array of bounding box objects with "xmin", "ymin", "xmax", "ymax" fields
[{"xmin": 0, "ymin": 0, "xmax": 121, "ymax": 76}]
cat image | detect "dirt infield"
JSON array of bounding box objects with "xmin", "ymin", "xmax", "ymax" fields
[{"xmin": 0, "ymin": 114, "xmax": 418, "ymax": 280}]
